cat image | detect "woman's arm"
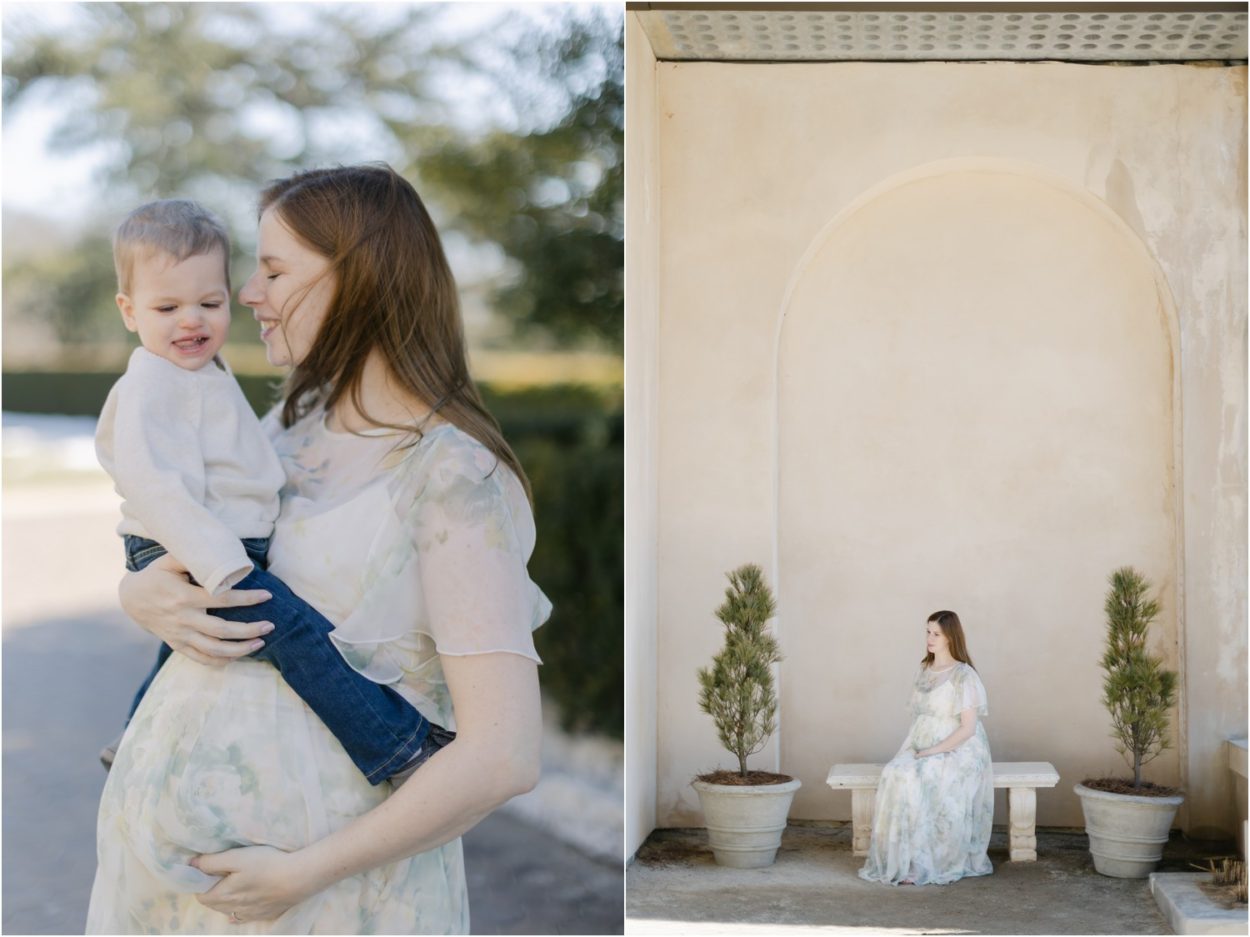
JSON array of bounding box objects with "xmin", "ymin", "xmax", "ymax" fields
[
  {"xmin": 916, "ymin": 707, "xmax": 978, "ymax": 757},
  {"xmin": 299, "ymin": 652, "xmax": 541, "ymax": 877},
  {"xmin": 192, "ymin": 650, "xmax": 541, "ymax": 921},
  {"xmin": 119, "ymin": 553, "xmax": 275, "ymax": 666}
]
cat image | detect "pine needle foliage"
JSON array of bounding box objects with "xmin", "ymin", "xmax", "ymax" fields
[
  {"xmin": 697, "ymin": 564, "xmax": 782, "ymax": 778},
  {"xmin": 1101, "ymin": 567, "xmax": 1178, "ymax": 790}
]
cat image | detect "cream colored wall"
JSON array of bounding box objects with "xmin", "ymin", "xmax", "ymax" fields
[
  {"xmin": 778, "ymin": 166, "xmax": 1178, "ymax": 823},
  {"xmin": 625, "ymin": 14, "xmax": 660, "ymax": 859},
  {"xmin": 651, "ymin": 61, "xmax": 1246, "ymax": 834}
]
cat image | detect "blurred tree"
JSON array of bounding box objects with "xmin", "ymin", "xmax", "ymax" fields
[
  {"xmin": 3, "ymin": 3, "xmax": 622, "ymax": 349},
  {"xmin": 412, "ymin": 13, "xmax": 623, "ymax": 348},
  {"xmin": 1, "ymin": 230, "xmax": 119, "ymax": 346},
  {"xmin": 3, "ymin": 2, "xmax": 451, "ymax": 349},
  {"xmin": 2, "ymin": 3, "xmax": 451, "ymax": 201}
]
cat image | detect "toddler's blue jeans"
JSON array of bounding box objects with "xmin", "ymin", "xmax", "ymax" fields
[{"xmin": 122, "ymin": 534, "xmax": 454, "ymax": 784}]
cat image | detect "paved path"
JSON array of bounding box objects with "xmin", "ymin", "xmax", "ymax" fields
[
  {"xmin": 2, "ymin": 610, "xmax": 621, "ymax": 935},
  {"xmin": 627, "ymin": 823, "xmax": 1236, "ymax": 934}
]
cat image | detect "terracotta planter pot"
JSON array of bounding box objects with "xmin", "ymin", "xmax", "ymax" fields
[
  {"xmin": 1074, "ymin": 782, "xmax": 1185, "ymax": 879},
  {"xmin": 691, "ymin": 777, "xmax": 802, "ymax": 869}
]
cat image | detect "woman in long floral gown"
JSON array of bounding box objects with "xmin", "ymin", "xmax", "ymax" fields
[
  {"xmin": 86, "ymin": 165, "xmax": 549, "ymax": 933},
  {"xmin": 859, "ymin": 610, "xmax": 993, "ymax": 886}
]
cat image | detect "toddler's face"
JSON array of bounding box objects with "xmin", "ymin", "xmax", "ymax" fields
[{"xmin": 117, "ymin": 248, "xmax": 231, "ymax": 370}]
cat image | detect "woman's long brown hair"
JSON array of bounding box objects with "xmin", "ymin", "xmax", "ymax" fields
[
  {"xmin": 260, "ymin": 164, "xmax": 530, "ymax": 499},
  {"xmin": 921, "ymin": 609, "xmax": 976, "ymax": 670}
]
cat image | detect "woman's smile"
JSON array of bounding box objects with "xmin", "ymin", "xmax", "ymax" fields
[{"xmin": 255, "ymin": 316, "xmax": 280, "ymax": 342}]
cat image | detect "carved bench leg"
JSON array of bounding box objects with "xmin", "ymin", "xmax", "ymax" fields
[
  {"xmin": 1008, "ymin": 787, "xmax": 1037, "ymax": 861},
  {"xmin": 851, "ymin": 788, "xmax": 876, "ymax": 857}
]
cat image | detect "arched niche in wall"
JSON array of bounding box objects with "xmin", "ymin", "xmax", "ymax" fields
[{"xmin": 772, "ymin": 159, "xmax": 1183, "ymax": 825}]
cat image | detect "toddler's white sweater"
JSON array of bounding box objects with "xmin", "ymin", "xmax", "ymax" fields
[{"xmin": 95, "ymin": 347, "xmax": 286, "ymax": 595}]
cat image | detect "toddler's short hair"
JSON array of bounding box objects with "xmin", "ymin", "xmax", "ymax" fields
[{"xmin": 113, "ymin": 199, "xmax": 231, "ymax": 294}]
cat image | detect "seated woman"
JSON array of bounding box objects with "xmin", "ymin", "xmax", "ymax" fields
[
  {"xmin": 86, "ymin": 164, "xmax": 550, "ymax": 933},
  {"xmin": 858, "ymin": 610, "xmax": 993, "ymax": 887}
]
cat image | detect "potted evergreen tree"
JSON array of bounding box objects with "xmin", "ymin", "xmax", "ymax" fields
[
  {"xmin": 692, "ymin": 564, "xmax": 801, "ymax": 869},
  {"xmin": 1074, "ymin": 566, "xmax": 1185, "ymax": 878}
]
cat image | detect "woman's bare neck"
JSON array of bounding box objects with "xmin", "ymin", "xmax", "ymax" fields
[{"xmin": 326, "ymin": 349, "xmax": 442, "ymax": 434}]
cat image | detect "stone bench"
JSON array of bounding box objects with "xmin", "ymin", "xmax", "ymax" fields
[{"xmin": 826, "ymin": 761, "xmax": 1060, "ymax": 861}]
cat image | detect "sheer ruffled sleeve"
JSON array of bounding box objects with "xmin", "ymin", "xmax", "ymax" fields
[
  {"xmin": 954, "ymin": 664, "xmax": 989, "ymax": 717},
  {"xmin": 401, "ymin": 435, "xmax": 551, "ymax": 661},
  {"xmin": 313, "ymin": 426, "xmax": 549, "ymax": 704}
]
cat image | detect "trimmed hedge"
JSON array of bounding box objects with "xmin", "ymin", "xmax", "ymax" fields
[
  {"xmin": 2, "ymin": 369, "xmax": 623, "ymax": 738},
  {"xmin": 522, "ymin": 435, "xmax": 623, "ymax": 737},
  {"xmin": 2, "ymin": 371, "xmax": 132, "ymax": 418},
  {"xmin": 2, "ymin": 370, "xmax": 621, "ymax": 443}
]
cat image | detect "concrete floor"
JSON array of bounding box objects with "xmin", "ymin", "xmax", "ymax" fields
[{"xmin": 626, "ymin": 822, "xmax": 1237, "ymax": 934}]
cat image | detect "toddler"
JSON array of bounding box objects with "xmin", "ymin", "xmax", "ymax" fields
[{"xmin": 95, "ymin": 199, "xmax": 451, "ymax": 785}]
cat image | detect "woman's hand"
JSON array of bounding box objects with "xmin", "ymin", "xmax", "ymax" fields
[
  {"xmin": 191, "ymin": 846, "xmax": 314, "ymax": 923},
  {"xmin": 119, "ymin": 554, "xmax": 274, "ymax": 667},
  {"xmin": 915, "ymin": 709, "xmax": 979, "ymax": 759}
]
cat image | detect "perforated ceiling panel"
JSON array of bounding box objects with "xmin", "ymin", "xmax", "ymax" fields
[{"xmin": 636, "ymin": 7, "xmax": 1249, "ymax": 61}]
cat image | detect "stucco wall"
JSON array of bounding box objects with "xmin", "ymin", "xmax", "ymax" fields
[
  {"xmin": 778, "ymin": 165, "xmax": 1179, "ymax": 823},
  {"xmin": 625, "ymin": 14, "xmax": 660, "ymax": 859},
  {"xmin": 651, "ymin": 60, "xmax": 1246, "ymax": 835}
]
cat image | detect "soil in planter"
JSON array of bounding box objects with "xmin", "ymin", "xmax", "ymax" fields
[
  {"xmin": 1081, "ymin": 776, "xmax": 1182, "ymax": 797},
  {"xmin": 696, "ymin": 769, "xmax": 794, "ymax": 785}
]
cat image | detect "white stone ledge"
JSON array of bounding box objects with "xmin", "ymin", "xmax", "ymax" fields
[
  {"xmin": 1227, "ymin": 737, "xmax": 1247, "ymax": 780},
  {"xmin": 1150, "ymin": 872, "xmax": 1249, "ymax": 935},
  {"xmin": 1228, "ymin": 737, "xmax": 1247, "ymax": 860}
]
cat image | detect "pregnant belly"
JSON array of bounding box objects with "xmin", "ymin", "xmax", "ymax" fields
[
  {"xmin": 911, "ymin": 715, "xmax": 962, "ymax": 750},
  {"xmin": 106, "ymin": 654, "xmax": 387, "ymax": 873}
]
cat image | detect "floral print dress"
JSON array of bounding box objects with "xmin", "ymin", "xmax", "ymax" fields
[
  {"xmin": 86, "ymin": 406, "xmax": 551, "ymax": 934},
  {"xmin": 858, "ymin": 662, "xmax": 993, "ymax": 886}
]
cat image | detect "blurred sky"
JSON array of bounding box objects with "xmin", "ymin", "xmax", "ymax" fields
[{"xmin": 2, "ymin": 2, "xmax": 604, "ymax": 227}]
